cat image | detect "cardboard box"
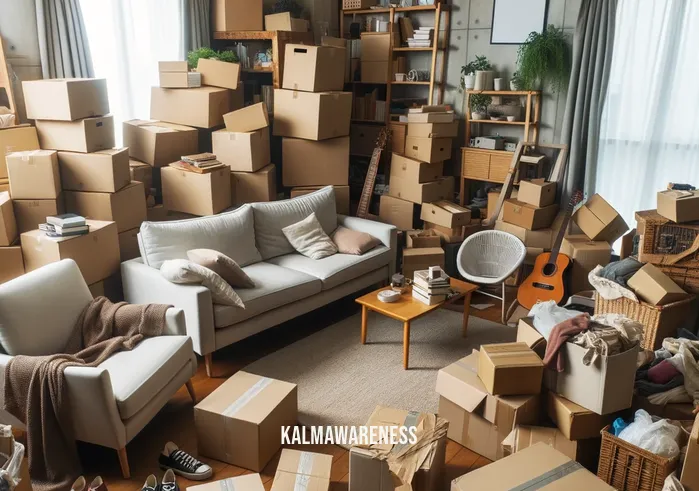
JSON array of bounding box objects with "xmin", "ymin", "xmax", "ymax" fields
[
  {"xmin": 561, "ymin": 235, "xmax": 612, "ymax": 294},
  {"xmin": 21, "ymin": 220, "xmax": 120, "ymax": 285},
  {"xmin": 436, "ymin": 351, "xmax": 540, "ymax": 461},
  {"xmin": 503, "ymin": 200, "xmax": 558, "ymax": 231},
  {"xmin": 158, "ymin": 61, "xmax": 188, "ymax": 72},
  {"xmin": 64, "ymin": 182, "xmax": 147, "ymax": 233},
  {"xmin": 658, "ymin": 190, "xmax": 699, "ymax": 223},
  {"xmin": 0, "ymin": 193, "xmax": 17, "ymax": 246},
  {"xmin": 548, "ymin": 392, "xmax": 614, "ymax": 441},
  {"xmin": 190, "ymin": 475, "xmax": 265, "ymax": 491},
  {"xmin": 573, "ymin": 194, "xmax": 629, "ymax": 243},
  {"xmin": 265, "ymin": 12, "xmax": 309, "ymax": 32},
  {"xmin": 88, "ymin": 281, "xmax": 105, "ymax": 298},
  {"xmin": 407, "ymin": 112, "xmax": 454, "ymax": 124},
  {"xmin": 406, "ymin": 229, "xmax": 441, "ymax": 248},
  {"xmin": 425, "ymin": 222, "xmax": 465, "ymax": 244},
  {"xmin": 390, "ymin": 122, "xmax": 407, "ymax": 155},
  {"xmin": 360, "ymin": 32, "xmax": 396, "ymax": 61},
  {"xmin": 146, "ymin": 204, "xmax": 168, "ymax": 222},
  {"xmin": 194, "ymin": 371, "xmax": 297, "ymax": 471},
  {"xmin": 58, "ymin": 148, "xmax": 130, "ymax": 193},
  {"xmin": 273, "ymin": 90, "xmax": 352, "ymax": 141},
  {"xmin": 379, "ymin": 194, "xmax": 415, "ymax": 230},
  {"xmin": 22, "ymin": 78, "xmax": 109, "ymax": 121},
  {"xmin": 404, "ymin": 136, "xmax": 452, "ymax": 164},
  {"xmin": 518, "ymin": 179, "xmax": 556, "ymax": 208},
  {"xmin": 391, "ymin": 154, "xmax": 443, "ymax": 184},
  {"xmin": 162, "ymin": 166, "xmax": 232, "ymax": 216},
  {"xmin": 231, "ymin": 164, "xmax": 276, "ymax": 205},
  {"xmin": 495, "ymin": 213, "xmax": 566, "ymax": 250},
  {"xmin": 403, "ymin": 247, "xmax": 444, "ymax": 278},
  {"xmin": 407, "ymin": 121, "xmax": 459, "ymax": 139},
  {"xmin": 0, "ymin": 125, "xmax": 40, "ymax": 179},
  {"xmin": 213, "ymin": 0, "xmax": 263, "ymax": 31},
  {"xmin": 213, "ymin": 128, "xmax": 271, "ymax": 172},
  {"xmin": 633, "ymin": 394, "xmax": 696, "ymax": 421},
  {"xmin": 283, "ymin": 44, "xmax": 345, "ymax": 93},
  {"xmin": 360, "ymin": 61, "xmax": 389, "ymax": 83},
  {"xmin": 291, "ymin": 185, "xmax": 349, "ymax": 215},
  {"xmin": 516, "ymin": 317, "xmax": 547, "ymax": 359},
  {"xmin": 0, "ymin": 180, "xmax": 7, "ymax": 195},
  {"xmin": 501, "ymin": 425, "xmax": 600, "ymax": 470},
  {"xmin": 13, "ymin": 197, "xmax": 65, "ymax": 234},
  {"xmin": 35, "ymin": 116, "xmax": 115, "ymax": 153},
  {"xmin": 0, "ymin": 246, "xmax": 24, "ymax": 284},
  {"xmin": 196, "ymin": 58, "xmax": 240, "ymax": 90},
  {"xmin": 350, "ymin": 124, "xmax": 383, "ymax": 157},
  {"xmin": 159, "ymin": 71, "xmax": 201, "ymax": 89},
  {"xmin": 478, "ymin": 343, "xmax": 544, "ymax": 396},
  {"xmin": 271, "ymin": 449, "xmax": 332, "ymax": 491},
  {"xmin": 627, "ymin": 263, "xmax": 688, "ymax": 306},
  {"xmin": 389, "ymin": 175, "xmax": 454, "ymax": 205},
  {"xmin": 223, "ymin": 102, "xmax": 269, "ymax": 133},
  {"xmin": 123, "ymin": 120, "xmax": 199, "ymax": 167},
  {"xmin": 420, "ymin": 201, "xmax": 471, "ymax": 229},
  {"xmin": 150, "ymin": 86, "xmax": 232, "ymax": 129},
  {"xmin": 6, "ymin": 150, "xmax": 61, "ymax": 199},
  {"xmin": 282, "ymin": 137, "xmax": 349, "ymax": 187},
  {"xmin": 129, "ymin": 160, "xmax": 153, "ymax": 194},
  {"xmin": 681, "ymin": 415, "xmax": 699, "ymax": 491},
  {"xmin": 118, "ymin": 228, "xmax": 140, "ymax": 262}
]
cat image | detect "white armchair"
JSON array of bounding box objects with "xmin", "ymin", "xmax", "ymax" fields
[{"xmin": 0, "ymin": 260, "xmax": 197, "ymax": 478}]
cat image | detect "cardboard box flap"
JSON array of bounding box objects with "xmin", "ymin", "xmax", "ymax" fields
[
  {"xmin": 436, "ymin": 352, "xmax": 488, "ymax": 412},
  {"xmin": 661, "ymin": 189, "xmax": 699, "ymax": 201},
  {"xmin": 127, "ymin": 119, "xmax": 195, "ymax": 133},
  {"xmin": 502, "ymin": 426, "xmax": 578, "ymax": 459},
  {"xmin": 276, "ymin": 449, "xmax": 333, "ymax": 479},
  {"xmin": 481, "ymin": 343, "xmax": 544, "ymax": 368},
  {"xmin": 188, "ymin": 475, "xmax": 265, "ymax": 491}
]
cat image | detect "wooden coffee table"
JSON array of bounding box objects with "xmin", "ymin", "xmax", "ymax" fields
[{"xmin": 356, "ymin": 278, "xmax": 478, "ymax": 370}]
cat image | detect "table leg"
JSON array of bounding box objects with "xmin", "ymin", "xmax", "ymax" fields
[
  {"xmin": 361, "ymin": 306, "xmax": 368, "ymax": 344},
  {"xmin": 403, "ymin": 321, "xmax": 411, "ymax": 370},
  {"xmin": 462, "ymin": 292, "xmax": 473, "ymax": 338}
]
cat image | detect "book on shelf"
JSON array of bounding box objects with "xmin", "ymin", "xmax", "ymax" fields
[
  {"xmin": 412, "ymin": 287, "xmax": 446, "ymax": 305},
  {"xmin": 46, "ymin": 213, "xmax": 86, "ymax": 229}
]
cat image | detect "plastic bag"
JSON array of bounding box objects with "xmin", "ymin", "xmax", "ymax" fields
[
  {"xmin": 530, "ymin": 300, "xmax": 581, "ymax": 341},
  {"xmin": 618, "ymin": 410, "xmax": 681, "ymax": 459}
]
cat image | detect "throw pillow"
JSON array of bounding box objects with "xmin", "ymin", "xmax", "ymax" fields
[
  {"xmin": 186, "ymin": 249, "xmax": 255, "ymax": 288},
  {"xmin": 282, "ymin": 213, "xmax": 338, "ymax": 260},
  {"xmin": 331, "ymin": 226, "xmax": 381, "ymax": 255},
  {"xmin": 160, "ymin": 259, "xmax": 245, "ymax": 308}
]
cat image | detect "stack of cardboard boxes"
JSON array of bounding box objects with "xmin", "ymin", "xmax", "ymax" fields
[
  {"xmin": 360, "ymin": 32, "xmax": 399, "ymax": 84},
  {"xmin": 0, "ymin": 192, "xmax": 22, "ymax": 284}
]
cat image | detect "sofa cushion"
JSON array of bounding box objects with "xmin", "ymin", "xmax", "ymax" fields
[
  {"xmin": 267, "ymin": 246, "xmax": 391, "ymax": 290},
  {"xmin": 213, "ymin": 262, "xmax": 322, "ymax": 328},
  {"xmin": 138, "ymin": 204, "xmax": 261, "ymax": 269},
  {"xmin": 252, "ymin": 186, "xmax": 337, "ymax": 260},
  {"xmin": 98, "ymin": 335, "xmax": 193, "ymax": 420}
]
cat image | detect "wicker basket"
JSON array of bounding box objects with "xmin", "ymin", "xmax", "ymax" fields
[
  {"xmin": 594, "ymin": 292, "xmax": 696, "ymax": 350},
  {"xmin": 597, "ymin": 425, "xmax": 678, "ymax": 491},
  {"xmin": 636, "ymin": 210, "xmax": 699, "ymax": 268}
]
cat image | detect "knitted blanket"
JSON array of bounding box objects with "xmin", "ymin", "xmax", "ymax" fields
[{"xmin": 2, "ymin": 297, "xmax": 170, "ymax": 491}]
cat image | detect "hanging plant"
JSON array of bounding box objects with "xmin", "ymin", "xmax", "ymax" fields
[
  {"xmin": 187, "ymin": 47, "xmax": 239, "ymax": 70},
  {"xmin": 516, "ymin": 25, "xmax": 571, "ymax": 93}
]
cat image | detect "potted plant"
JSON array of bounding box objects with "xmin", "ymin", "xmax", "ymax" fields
[
  {"xmin": 470, "ymin": 93, "xmax": 492, "ymax": 120},
  {"xmin": 461, "ymin": 55, "xmax": 492, "ymax": 91},
  {"xmin": 516, "ymin": 25, "xmax": 571, "ymax": 92},
  {"xmin": 510, "ymin": 71, "xmax": 522, "ymax": 91},
  {"xmin": 187, "ymin": 47, "xmax": 239, "ymax": 70}
]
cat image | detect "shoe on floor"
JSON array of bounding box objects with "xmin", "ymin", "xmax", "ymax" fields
[
  {"xmin": 159, "ymin": 441, "xmax": 212, "ymax": 481},
  {"xmin": 89, "ymin": 476, "xmax": 108, "ymax": 491},
  {"xmin": 71, "ymin": 477, "xmax": 86, "ymax": 491},
  {"xmin": 160, "ymin": 469, "xmax": 179, "ymax": 491},
  {"xmin": 141, "ymin": 475, "xmax": 157, "ymax": 491}
]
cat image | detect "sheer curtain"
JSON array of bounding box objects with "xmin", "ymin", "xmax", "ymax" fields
[
  {"xmin": 78, "ymin": 0, "xmax": 184, "ymax": 144},
  {"xmin": 594, "ymin": 0, "xmax": 699, "ymax": 238}
]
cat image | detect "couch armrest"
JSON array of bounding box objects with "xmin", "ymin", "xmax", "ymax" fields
[
  {"xmin": 164, "ymin": 308, "xmax": 186, "ymax": 336},
  {"xmin": 337, "ymin": 215, "xmax": 398, "ymax": 278},
  {"xmin": 121, "ymin": 259, "xmax": 215, "ymax": 356}
]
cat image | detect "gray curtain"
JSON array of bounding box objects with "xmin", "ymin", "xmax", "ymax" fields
[
  {"xmin": 35, "ymin": 0, "xmax": 94, "ymax": 79},
  {"xmin": 560, "ymin": 0, "xmax": 617, "ymax": 199},
  {"xmin": 183, "ymin": 0, "xmax": 211, "ymax": 56}
]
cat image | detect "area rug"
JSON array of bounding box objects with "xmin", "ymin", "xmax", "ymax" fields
[{"xmin": 244, "ymin": 309, "xmax": 515, "ymax": 430}]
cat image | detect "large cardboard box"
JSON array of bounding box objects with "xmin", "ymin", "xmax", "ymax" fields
[
  {"xmin": 118, "ymin": 228, "xmax": 140, "ymax": 262},
  {"xmin": 548, "ymin": 392, "xmax": 614, "ymax": 441},
  {"xmin": 627, "ymin": 263, "xmax": 688, "ymax": 306},
  {"xmin": 282, "ymin": 137, "xmax": 349, "ymax": 186},
  {"xmin": 129, "ymin": 160, "xmax": 153, "ymax": 194},
  {"xmin": 194, "ymin": 371, "xmax": 297, "ymax": 471},
  {"xmin": 223, "ymin": 102, "xmax": 269, "ymax": 133},
  {"xmin": 162, "ymin": 166, "xmax": 231, "ymax": 216},
  {"xmin": 22, "ymin": 78, "xmax": 109, "ymax": 121},
  {"xmin": 231, "ymin": 164, "xmax": 276, "ymax": 205},
  {"xmin": 64, "ymin": 182, "xmax": 147, "ymax": 233},
  {"xmin": 573, "ymin": 194, "xmax": 628, "ymax": 243},
  {"xmin": 6, "ymin": 150, "xmax": 61, "ymax": 199},
  {"xmin": 21, "ymin": 220, "xmax": 119, "ymax": 285},
  {"xmin": 190, "ymin": 475, "xmax": 265, "ymax": 491},
  {"xmin": 213, "ymin": 128, "xmax": 271, "ymax": 172},
  {"xmin": 561, "ymin": 235, "xmax": 611, "ymax": 294},
  {"xmin": 213, "ymin": 0, "xmax": 263, "ymax": 31},
  {"xmin": 421, "ymin": 201, "xmax": 471, "ymax": 229},
  {"xmin": 503, "ymin": 200, "xmax": 558, "ymax": 231},
  {"xmin": 389, "ymin": 175, "xmax": 454, "ymax": 205},
  {"xmin": 379, "ymin": 194, "xmax": 415, "ymax": 230},
  {"xmin": 436, "ymin": 351, "xmax": 540, "ymax": 461},
  {"xmin": 283, "ymin": 44, "xmax": 345, "ymax": 93},
  {"xmin": 407, "ymin": 122, "xmax": 459, "ymax": 139},
  {"xmin": 681, "ymin": 415, "xmax": 699, "ymax": 491},
  {"xmin": 658, "ymin": 190, "xmax": 699, "ymax": 223},
  {"xmin": 13, "ymin": 197, "xmax": 64, "ymax": 234},
  {"xmin": 265, "ymin": 12, "xmax": 309, "ymax": 32},
  {"xmin": 272, "ymin": 449, "xmax": 332, "ymax": 491},
  {"xmin": 407, "ymin": 229, "xmax": 441, "ymax": 248},
  {"xmin": 159, "ymin": 71, "xmax": 202, "ymax": 89},
  {"xmin": 390, "ymin": 122, "xmax": 407, "ymax": 155},
  {"xmin": 291, "ymin": 185, "xmax": 349, "ymax": 215},
  {"xmin": 273, "ymin": 90, "xmax": 352, "ymax": 141},
  {"xmin": 123, "ymin": 120, "xmax": 199, "ymax": 167},
  {"xmin": 360, "ymin": 61, "xmax": 389, "ymax": 83},
  {"xmin": 518, "ymin": 179, "xmax": 556, "ymax": 208},
  {"xmin": 350, "ymin": 124, "xmax": 383, "ymax": 157},
  {"xmin": 58, "ymin": 148, "xmax": 130, "ymax": 193},
  {"xmin": 35, "ymin": 116, "xmax": 115, "ymax": 153},
  {"xmin": 404, "ymin": 136, "xmax": 452, "ymax": 164},
  {"xmin": 501, "ymin": 425, "xmax": 600, "ymax": 470},
  {"xmin": 150, "ymin": 86, "xmax": 232, "ymax": 129},
  {"xmin": 360, "ymin": 32, "xmax": 397, "ymax": 61},
  {"xmin": 391, "ymin": 154, "xmax": 443, "ymax": 184},
  {"xmin": 196, "ymin": 58, "xmax": 240, "ymax": 90},
  {"xmin": 478, "ymin": 343, "xmax": 544, "ymax": 396},
  {"xmin": 495, "ymin": 213, "xmax": 566, "ymax": 250},
  {"xmin": 0, "ymin": 125, "xmax": 40, "ymax": 179},
  {"xmin": 403, "ymin": 247, "xmax": 444, "ymax": 278},
  {"xmin": 0, "ymin": 246, "xmax": 24, "ymax": 284},
  {"xmin": 0, "ymin": 193, "xmax": 17, "ymax": 246},
  {"xmin": 425, "ymin": 222, "xmax": 465, "ymax": 244}
]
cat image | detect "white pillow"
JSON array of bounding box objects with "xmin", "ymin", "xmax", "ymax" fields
[
  {"xmin": 282, "ymin": 213, "xmax": 338, "ymax": 260},
  {"xmin": 160, "ymin": 259, "xmax": 245, "ymax": 308}
]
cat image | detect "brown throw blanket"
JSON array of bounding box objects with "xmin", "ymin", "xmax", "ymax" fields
[
  {"xmin": 3, "ymin": 297, "xmax": 170, "ymax": 491},
  {"xmin": 543, "ymin": 313, "xmax": 590, "ymax": 372}
]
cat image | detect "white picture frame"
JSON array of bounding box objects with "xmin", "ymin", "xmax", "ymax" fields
[{"xmin": 491, "ymin": 0, "xmax": 549, "ymax": 45}]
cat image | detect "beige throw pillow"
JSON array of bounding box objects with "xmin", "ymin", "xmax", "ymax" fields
[
  {"xmin": 186, "ymin": 249, "xmax": 255, "ymax": 288},
  {"xmin": 160, "ymin": 259, "xmax": 245, "ymax": 308},
  {"xmin": 282, "ymin": 213, "xmax": 338, "ymax": 260},
  {"xmin": 331, "ymin": 226, "xmax": 381, "ymax": 255}
]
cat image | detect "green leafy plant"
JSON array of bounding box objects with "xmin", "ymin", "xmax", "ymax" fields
[
  {"xmin": 461, "ymin": 55, "xmax": 492, "ymax": 76},
  {"xmin": 187, "ymin": 47, "xmax": 239, "ymax": 70},
  {"xmin": 510, "ymin": 71, "xmax": 522, "ymax": 90},
  {"xmin": 516, "ymin": 25, "xmax": 571, "ymax": 92},
  {"xmin": 470, "ymin": 93, "xmax": 492, "ymax": 114}
]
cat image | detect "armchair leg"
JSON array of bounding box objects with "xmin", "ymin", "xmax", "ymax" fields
[
  {"xmin": 117, "ymin": 447, "xmax": 130, "ymax": 479},
  {"xmin": 204, "ymin": 353, "xmax": 213, "ymax": 378},
  {"xmin": 185, "ymin": 380, "xmax": 196, "ymax": 402}
]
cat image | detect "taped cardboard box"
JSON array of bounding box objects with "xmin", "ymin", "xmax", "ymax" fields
[
  {"xmin": 35, "ymin": 116, "xmax": 115, "ymax": 153},
  {"xmin": 391, "ymin": 154, "xmax": 443, "ymax": 185},
  {"xmin": 282, "ymin": 137, "xmax": 349, "ymax": 187},
  {"xmin": 13, "ymin": 197, "xmax": 65, "ymax": 234},
  {"xmin": 22, "ymin": 78, "xmax": 109, "ymax": 121},
  {"xmin": 118, "ymin": 228, "xmax": 140, "ymax": 262},
  {"xmin": 503, "ymin": 200, "xmax": 558, "ymax": 231},
  {"xmin": 158, "ymin": 71, "xmax": 201, "ymax": 89},
  {"xmin": 6, "ymin": 150, "xmax": 61, "ymax": 199},
  {"xmin": 129, "ymin": 160, "xmax": 153, "ymax": 195},
  {"xmin": 478, "ymin": 343, "xmax": 544, "ymax": 396},
  {"xmin": 265, "ymin": 12, "xmax": 309, "ymax": 32},
  {"xmin": 0, "ymin": 192, "xmax": 17, "ymax": 246},
  {"xmin": 403, "ymin": 247, "xmax": 444, "ymax": 279},
  {"xmin": 572, "ymin": 194, "xmax": 629, "ymax": 243},
  {"xmin": 518, "ymin": 179, "xmax": 556, "ymax": 208},
  {"xmin": 223, "ymin": 103, "xmax": 269, "ymax": 133},
  {"xmin": 194, "ymin": 371, "xmax": 297, "ymax": 471},
  {"xmin": 273, "ymin": 90, "xmax": 352, "ymax": 141},
  {"xmin": 0, "ymin": 246, "xmax": 24, "ymax": 284},
  {"xmin": 350, "ymin": 124, "xmax": 383, "ymax": 157},
  {"xmin": 213, "ymin": 128, "xmax": 271, "ymax": 172},
  {"xmin": 283, "ymin": 44, "xmax": 346, "ymax": 93},
  {"xmin": 58, "ymin": 148, "xmax": 130, "ymax": 193},
  {"xmin": 21, "ymin": 220, "xmax": 120, "ymax": 285},
  {"xmin": 404, "ymin": 136, "xmax": 452, "ymax": 164},
  {"xmin": 162, "ymin": 166, "xmax": 232, "ymax": 216},
  {"xmin": 291, "ymin": 185, "xmax": 349, "ymax": 215},
  {"xmin": 561, "ymin": 235, "xmax": 611, "ymax": 295},
  {"xmin": 271, "ymin": 449, "xmax": 332, "ymax": 491},
  {"xmin": 407, "ymin": 121, "xmax": 459, "ymax": 139},
  {"xmin": 390, "ymin": 122, "xmax": 407, "ymax": 155},
  {"xmin": 421, "ymin": 201, "xmax": 471, "ymax": 229},
  {"xmin": 548, "ymin": 391, "xmax": 614, "ymax": 441},
  {"xmin": 681, "ymin": 414, "xmax": 699, "ymax": 491},
  {"xmin": 0, "ymin": 125, "xmax": 40, "ymax": 179},
  {"xmin": 231, "ymin": 164, "xmax": 276, "ymax": 205},
  {"xmin": 123, "ymin": 120, "xmax": 199, "ymax": 167},
  {"xmin": 627, "ymin": 263, "xmax": 689, "ymax": 306},
  {"xmin": 213, "ymin": 0, "xmax": 263, "ymax": 31},
  {"xmin": 389, "ymin": 176, "xmax": 454, "ymax": 205},
  {"xmin": 379, "ymin": 195, "xmax": 415, "ymax": 230},
  {"xmin": 406, "ymin": 229, "xmax": 441, "ymax": 248},
  {"xmin": 190, "ymin": 475, "xmax": 265, "ymax": 491},
  {"xmin": 361, "ymin": 61, "xmax": 389, "ymax": 83},
  {"xmin": 64, "ymin": 182, "xmax": 147, "ymax": 233},
  {"xmin": 150, "ymin": 86, "xmax": 233, "ymax": 129},
  {"xmin": 657, "ymin": 190, "xmax": 699, "ymax": 223},
  {"xmin": 196, "ymin": 58, "xmax": 240, "ymax": 90}
]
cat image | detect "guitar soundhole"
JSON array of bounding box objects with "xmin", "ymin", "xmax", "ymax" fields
[{"xmin": 542, "ymin": 263, "xmax": 558, "ymax": 277}]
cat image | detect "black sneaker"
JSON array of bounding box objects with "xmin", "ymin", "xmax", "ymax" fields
[
  {"xmin": 158, "ymin": 442, "xmax": 213, "ymax": 481},
  {"xmin": 160, "ymin": 470, "xmax": 178, "ymax": 491},
  {"xmin": 141, "ymin": 475, "xmax": 157, "ymax": 491}
]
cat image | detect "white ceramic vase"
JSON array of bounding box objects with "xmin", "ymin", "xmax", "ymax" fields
[
  {"xmin": 494, "ymin": 78, "xmax": 504, "ymax": 91},
  {"xmin": 471, "ymin": 112, "xmax": 485, "ymax": 120},
  {"xmin": 463, "ymin": 74, "xmax": 475, "ymax": 90},
  {"xmin": 510, "ymin": 81, "xmax": 518, "ymax": 91}
]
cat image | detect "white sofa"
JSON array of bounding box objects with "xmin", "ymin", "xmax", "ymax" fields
[{"xmin": 122, "ymin": 187, "xmax": 397, "ymax": 376}]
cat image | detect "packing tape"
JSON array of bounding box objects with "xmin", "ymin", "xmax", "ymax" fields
[
  {"xmin": 20, "ymin": 149, "xmax": 43, "ymax": 162},
  {"xmin": 508, "ymin": 461, "xmax": 583, "ymax": 491},
  {"xmin": 222, "ymin": 376, "xmax": 273, "ymax": 417},
  {"xmin": 218, "ymin": 478, "xmax": 237, "ymax": 491},
  {"xmin": 293, "ymin": 451, "xmax": 315, "ymax": 491},
  {"xmin": 454, "ymin": 359, "xmax": 477, "ymax": 374},
  {"xmin": 391, "ymin": 411, "xmax": 420, "ymax": 455},
  {"xmin": 293, "ymin": 91, "xmax": 299, "ymax": 99}
]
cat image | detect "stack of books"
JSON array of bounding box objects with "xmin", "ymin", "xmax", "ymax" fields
[
  {"xmin": 412, "ymin": 268, "xmax": 452, "ymax": 305},
  {"xmin": 170, "ymin": 153, "xmax": 226, "ymax": 174},
  {"xmin": 39, "ymin": 214, "xmax": 89, "ymax": 238},
  {"xmin": 407, "ymin": 27, "xmax": 434, "ymax": 48}
]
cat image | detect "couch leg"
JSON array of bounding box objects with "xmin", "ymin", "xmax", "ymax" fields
[
  {"xmin": 185, "ymin": 380, "xmax": 196, "ymax": 402},
  {"xmin": 117, "ymin": 447, "xmax": 130, "ymax": 479},
  {"xmin": 204, "ymin": 353, "xmax": 213, "ymax": 378}
]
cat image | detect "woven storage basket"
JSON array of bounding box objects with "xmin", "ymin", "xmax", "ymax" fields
[
  {"xmin": 597, "ymin": 425, "xmax": 677, "ymax": 491},
  {"xmin": 593, "ymin": 292, "xmax": 695, "ymax": 350}
]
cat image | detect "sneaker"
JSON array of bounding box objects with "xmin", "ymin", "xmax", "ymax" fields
[
  {"xmin": 160, "ymin": 469, "xmax": 178, "ymax": 491},
  {"xmin": 89, "ymin": 477, "xmax": 108, "ymax": 491},
  {"xmin": 159, "ymin": 442, "xmax": 212, "ymax": 481},
  {"xmin": 141, "ymin": 475, "xmax": 157, "ymax": 491}
]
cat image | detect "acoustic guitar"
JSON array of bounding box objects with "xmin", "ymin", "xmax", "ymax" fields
[
  {"xmin": 517, "ymin": 190, "xmax": 584, "ymax": 310},
  {"xmin": 356, "ymin": 127, "xmax": 389, "ymax": 219}
]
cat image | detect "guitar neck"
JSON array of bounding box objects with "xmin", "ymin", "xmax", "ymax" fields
[
  {"xmin": 548, "ymin": 204, "xmax": 574, "ymax": 263},
  {"xmin": 356, "ymin": 148, "xmax": 382, "ymax": 219}
]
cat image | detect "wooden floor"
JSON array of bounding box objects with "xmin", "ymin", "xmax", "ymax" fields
[{"xmin": 76, "ymin": 291, "xmax": 502, "ymax": 491}]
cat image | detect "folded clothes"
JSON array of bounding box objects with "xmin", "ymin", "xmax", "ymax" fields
[
  {"xmin": 648, "ymin": 360, "xmax": 682, "ymax": 385},
  {"xmin": 544, "ymin": 314, "xmax": 590, "ymax": 372},
  {"xmin": 646, "ymin": 386, "xmax": 692, "ymax": 405},
  {"xmin": 598, "ymin": 257, "xmax": 644, "ymax": 287},
  {"xmin": 589, "ymin": 265, "xmax": 640, "ymax": 302}
]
